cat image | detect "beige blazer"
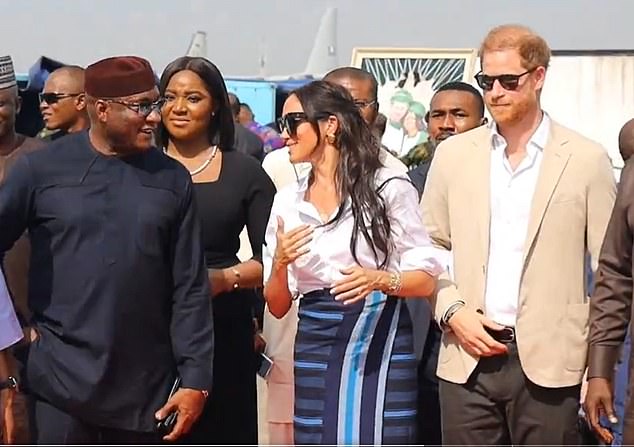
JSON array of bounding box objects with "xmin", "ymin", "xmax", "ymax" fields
[{"xmin": 421, "ymin": 120, "xmax": 616, "ymax": 388}]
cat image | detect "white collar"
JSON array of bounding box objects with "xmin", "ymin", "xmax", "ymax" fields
[{"xmin": 490, "ymin": 111, "xmax": 551, "ymax": 151}]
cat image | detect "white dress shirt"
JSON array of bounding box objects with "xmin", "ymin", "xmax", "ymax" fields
[
  {"xmin": 0, "ymin": 269, "xmax": 22, "ymax": 350},
  {"xmin": 263, "ymin": 168, "xmax": 443, "ymax": 294},
  {"xmin": 484, "ymin": 114, "xmax": 551, "ymax": 327}
]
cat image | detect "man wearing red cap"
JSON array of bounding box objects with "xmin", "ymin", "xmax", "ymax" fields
[{"xmin": 0, "ymin": 56, "xmax": 213, "ymax": 444}]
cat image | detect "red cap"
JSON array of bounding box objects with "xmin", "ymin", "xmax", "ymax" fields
[{"xmin": 85, "ymin": 56, "xmax": 156, "ymax": 98}]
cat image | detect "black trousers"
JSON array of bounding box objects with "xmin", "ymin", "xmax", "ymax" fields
[
  {"xmin": 29, "ymin": 396, "xmax": 163, "ymax": 445},
  {"xmin": 439, "ymin": 342, "xmax": 582, "ymax": 445}
]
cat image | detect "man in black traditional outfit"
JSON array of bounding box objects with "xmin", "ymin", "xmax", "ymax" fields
[{"xmin": 0, "ymin": 56, "xmax": 213, "ymax": 444}]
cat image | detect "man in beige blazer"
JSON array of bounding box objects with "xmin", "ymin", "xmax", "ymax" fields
[{"xmin": 421, "ymin": 24, "xmax": 616, "ymax": 445}]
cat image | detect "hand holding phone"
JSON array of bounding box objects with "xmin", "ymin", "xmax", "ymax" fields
[
  {"xmin": 156, "ymin": 377, "xmax": 181, "ymax": 435},
  {"xmin": 154, "ymin": 379, "xmax": 207, "ymax": 442}
]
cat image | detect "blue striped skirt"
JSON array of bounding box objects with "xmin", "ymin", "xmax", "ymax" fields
[{"xmin": 294, "ymin": 289, "xmax": 418, "ymax": 445}]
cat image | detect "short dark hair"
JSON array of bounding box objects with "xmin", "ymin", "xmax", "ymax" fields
[
  {"xmin": 433, "ymin": 81, "xmax": 485, "ymax": 118},
  {"xmin": 323, "ymin": 67, "xmax": 378, "ymax": 99},
  {"xmin": 158, "ymin": 56, "xmax": 235, "ymax": 151}
]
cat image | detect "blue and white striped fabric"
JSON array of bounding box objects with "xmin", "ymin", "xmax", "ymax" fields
[{"xmin": 294, "ymin": 289, "xmax": 418, "ymax": 445}]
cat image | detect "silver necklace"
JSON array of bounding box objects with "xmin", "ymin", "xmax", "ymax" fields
[{"xmin": 165, "ymin": 146, "xmax": 218, "ymax": 176}]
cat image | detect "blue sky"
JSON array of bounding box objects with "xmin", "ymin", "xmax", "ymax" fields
[{"xmin": 4, "ymin": 0, "xmax": 634, "ymax": 76}]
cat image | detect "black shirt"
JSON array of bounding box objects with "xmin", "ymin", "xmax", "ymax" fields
[
  {"xmin": 234, "ymin": 124, "xmax": 264, "ymax": 162},
  {"xmin": 407, "ymin": 160, "xmax": 432, "ymax": 198},
  {"xmin": 194, "ymin": 150, "xmax": 275, "ymax": 269},
  {"xmin": 0, "ymin": 131, "xmax": 213, "ymax": 431}
]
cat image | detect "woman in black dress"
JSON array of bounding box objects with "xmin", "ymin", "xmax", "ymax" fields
[{"xmin": 158, "ymin": 56, "xmax": 275, "ymax": 444}]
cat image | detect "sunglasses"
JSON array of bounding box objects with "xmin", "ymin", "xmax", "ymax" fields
[
  {"xmin": 474, "ymin": 68, "xmax": 536, "ymax": 91},
  {"xmin": 104, "ymin": 98, "xmax": 166, "ymax": 117},
  {"xmin": 277, "ymin": 112, "xmax": 309, "ymax": 136},
  {"xmin": 39, "ymin": 92, "xmax": 82, "ymax": 104}
]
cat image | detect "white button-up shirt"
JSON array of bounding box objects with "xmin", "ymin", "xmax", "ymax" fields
[
  {"xmin": 263, "ymin": 168, "xmax": 444, "ymax": 294},
  {"xmin": 484, "ymin": 114, "xmax": 551, "ymax": 327},
  {"xmin": 0, "ymin": 269, "xmax": 22, "ymax": 350}
]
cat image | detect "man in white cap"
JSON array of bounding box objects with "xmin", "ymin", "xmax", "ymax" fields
[
  {"xmin": 0, "ymin": 56, "xmax": 43, "ymax": 180},
  {"xmin": 0, "ymin": 55, "xmax": 43, "ymax": 444},
  {"xmin": 0, "ymin": 56, "xmax": 44, "ymax": 324}
]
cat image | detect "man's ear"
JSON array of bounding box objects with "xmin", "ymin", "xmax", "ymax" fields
[
  {"xmin": 15, "ymin": 95, "xmax": 22, "ymax": 116},
  {"xmin": 424, "ymin": 111, "xmax": 430, "ymax": 124},
  {"xmin": 76, "ymin": 93, "xmax": 87, "ymax": 111},
  {"xmin": 94, "ymin": 100, "xmax": 109, "ymax": 123}
]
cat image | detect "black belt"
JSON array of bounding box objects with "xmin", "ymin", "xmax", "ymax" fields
[{"xmin": 485, "ymin": 326, "xmax": 516, "ymax": 344}]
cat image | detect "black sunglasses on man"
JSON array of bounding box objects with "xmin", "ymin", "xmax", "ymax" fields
[{"xmin": 474, "ymin": 68, "xmax": 537, "ymax": 91}]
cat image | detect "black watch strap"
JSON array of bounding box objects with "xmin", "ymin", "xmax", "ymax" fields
[{"xmin": 0, "ymin": 376, "xmax": 18, "ymax": 390}]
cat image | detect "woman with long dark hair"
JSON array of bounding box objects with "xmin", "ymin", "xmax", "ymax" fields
[
  {"xmin": 263, "ymin": 80, "xmax": 442, "ymax": 445},
  {"xmin": 158, "ymin": 56, "xmax": 275, "ymax": 444}
]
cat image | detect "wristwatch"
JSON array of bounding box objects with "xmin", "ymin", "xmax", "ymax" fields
[
  {"xmin": 0, "ymin": 376, "xmax": 18, "ymax": 391},
  {"xmin": 442, "ymin": 301, "xmax": 466, "ymax": 326}
]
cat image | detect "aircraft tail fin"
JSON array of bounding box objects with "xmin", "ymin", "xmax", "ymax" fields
[
  {"xmin": 186, "ymin": 31, "xmax": 207, "ymax": 57},
  {"xmin": 303, "ymin": 7, "xmax": 338, "ymax": 75}
]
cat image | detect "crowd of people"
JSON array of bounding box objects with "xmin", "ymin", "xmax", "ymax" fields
[{"xmin": 0, "ymin": 22, "xmax": 634, "ymax": 446}]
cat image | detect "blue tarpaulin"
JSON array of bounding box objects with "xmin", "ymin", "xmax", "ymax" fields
[{"xmin": 25, "ymin": 56, "xmax": 67, "ymax": 91}]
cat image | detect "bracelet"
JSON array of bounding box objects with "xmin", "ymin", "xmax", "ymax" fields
[
  {"xmin": 231, "ymin": 268, "xmax": 241, "ymax": 290},
  {"xmin": 387, "ymin": 271, "xmax": 402, "ymax": 295}
]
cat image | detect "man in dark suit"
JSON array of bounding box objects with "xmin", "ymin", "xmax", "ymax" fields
[
  {"xmin": 227, "ymin": 93, "xmax": 264, "ymax": 162},
  {"xmin": 0, "ymin": 56, "xmax": 213, "ymax": 444},
  {"xmin": 406, "ymin": 81, "xmax": 486, "ymax": 446}
]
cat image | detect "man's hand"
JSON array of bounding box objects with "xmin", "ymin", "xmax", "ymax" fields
[
  {"xmin": 448, "ymin": 307, "xmax": 508, "ymax": 357},
  {"xmin": 1, "ymin": 389, "xmax": 16, "ymax": 444},
  {"xmin": 583, "ymin": 377, "xmax": 616, "ymax": 445},
  {"xmin": 155, "ymin": 388, "xmax": 206, "ymax": 442}
]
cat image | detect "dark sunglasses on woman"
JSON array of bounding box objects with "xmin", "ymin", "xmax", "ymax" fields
[{"xmin": 277, "ymin": 111, "xmax": 331, "ymax": 137}]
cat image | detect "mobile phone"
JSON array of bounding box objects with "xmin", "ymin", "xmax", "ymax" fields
[
  {"xmin": 156, "ymin": 376, "xmax": 181, "ymax": 434},
  {"xmin": 257, "ymin": 353, "xmax": 274, "ymax": 379}
]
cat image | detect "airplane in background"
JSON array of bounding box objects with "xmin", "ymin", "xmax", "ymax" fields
[
  {"xmin": 15, "ymin": 7, "xmax": 339, "ymax": 135},
  {"xmin": 186, "ymin": 7, "xmax": 338, "ymax": 81}
]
